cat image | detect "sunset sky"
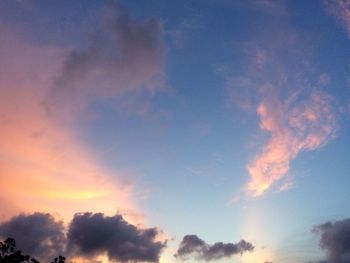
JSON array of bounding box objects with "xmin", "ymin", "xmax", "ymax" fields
[{"xmin": 1, "ymin": 1, "xmax": 350, "ymax": 263}]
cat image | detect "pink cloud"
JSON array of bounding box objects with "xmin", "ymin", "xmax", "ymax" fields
[
  {"xmin": 278, "ymin": 177, "xmax": 295, "ymax": 192},
  {"xmin": 246, "ymin": 92, "xmax": 337, "ymax": 197},
  {"xmin": 221, "ymin": 19, "xmax": 339, "ymax": 198}
]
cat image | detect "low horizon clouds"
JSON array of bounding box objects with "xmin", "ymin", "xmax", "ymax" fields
[
  {"xmin": 174, "ymin": 234, "xmax": 254, "ymax": 261},
  {"xmin": 3, "ymin": 212, "xmax": 350, "ymax": 263},
  {"xmin": 313, "ymin": 218, "xmax": 350, "ymax": 263},
  {"xmin": 0, "ymin": 212, "xmax": 166, "ymax": 263},
  {"xmin": 0, "ymin": 213, "xmax": 65, "ymax": 260}
]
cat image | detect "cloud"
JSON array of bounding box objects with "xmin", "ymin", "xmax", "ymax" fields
[
  {"xmin": 0, "ymin": 1, "xmax": 166, "ymax": 222},
  {"xmin": 174, "ymin": 234, "xmax": 254, "ymax": 261},
  {"xmin": 221, "ymin": 12, "xmax": 338, "ymax": 197},
  {"xmin": 313, "ymin": 218, "xmax": 350, "ymax": 263},
  {"xmin": 67, "ymin": 212, "xmax": 166, "ymax": 262},
  {"xmin": 50, "ymin": 1, "xmax": 165, "ymax": 117},
  {"xmin": 246, "ymin": 91, "xmax": 336, "ymax": 196},
  {"xmin": 0, "ymin": 212, "xmax": 167, "ymax": 262},
  {"xmin": 323, "ymin": 0, "xmax": 350, "ymax": 37},
  {"xmin": 0, "ymin": 213, "xmax": 65, "ymax": 261}
]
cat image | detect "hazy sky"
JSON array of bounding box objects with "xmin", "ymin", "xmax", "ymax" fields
[{"xmin": 1, "ymin": 1, "xmax": 350, "ymax": 263}]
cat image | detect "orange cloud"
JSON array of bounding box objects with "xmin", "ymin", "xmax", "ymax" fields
[{"xmin": 246, "ymin": 92, "xmax": 337, "ymax": 197}]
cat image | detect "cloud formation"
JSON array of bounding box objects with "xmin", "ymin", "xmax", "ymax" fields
[
  {"xmin": 0, "ymin": 213, "xmax": 65, "ymax": 261},
  {"xmin": 222, "ymin": 12, "xmax": 338, "ymax": 197},
  {"xmin": 0, "ymin": 212, "xmax": 166, "ymax": 262},
  {"xmin": 67, "ymin": 212, "xmax": 166, "ymax": 262},
  {"xmin": 313, "ymin": 218, "xmax": 350, "ymax": 263},
  {"xmin": 50, "ymin": 1, "xmax": 165, "ymax": 116},
  {"xmin": 174, "ymin": 234, "xmax": 254, "ymax": 261},
  {"xmin": 246, "ymin": 91, "xmax": 336, "ymax": 196}
]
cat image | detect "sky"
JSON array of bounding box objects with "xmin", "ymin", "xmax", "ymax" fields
[{"xmin": 0, "ymin": 0, "xmax": 350, "ymax": 263}]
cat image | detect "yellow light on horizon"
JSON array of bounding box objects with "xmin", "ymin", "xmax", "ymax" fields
[{"xmin": 48, "ymin": 191, "xmax": 109, "ymax": 200}]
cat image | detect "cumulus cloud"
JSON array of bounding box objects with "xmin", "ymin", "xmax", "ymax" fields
[
  {"xmin": 174, "ymin": 234, "xmax": 254, "ymax": 261},
  {"xmin": 323, "ymin": 0, "xmax": 350, "ymax": 38},
  {"xmin": 0, "ymin": 213, "xmax": 65, "ymax": 261},
  {"xmin": 313, "ymin": 218, "xmax": 350, "ymax": 263},
  {"xmin": 0, "ymin": 212, "xmax": 166, "ymax": 262},
  {"xmin": 67, "ymin": 212, "xmax": 166, "ymax": 262}
]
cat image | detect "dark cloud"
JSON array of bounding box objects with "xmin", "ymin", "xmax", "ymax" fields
[
  {"xmin": 52, "ymin": 1, "xmax": 164, "ymax": 104},
  {"xmin": 67, "ymin": 212, "xmax": 166, "ymax": 262},
  {"xmin": 0, "ymin": 213, "xmax": 65, "ymax": 261},
  {"xmin": 0, "ymin": 212, "xmax": 166, "ymax": 262},
  {"xmin": 313, "ymin": 218, "xmax": 350, "ymax": 263},
  {"xmin": 174, "ymin": 234, "xmax": 254, "ymax": 261}
]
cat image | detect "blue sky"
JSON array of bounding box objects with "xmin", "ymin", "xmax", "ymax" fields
[{"xmin": 0, "ymin": 0, "xmax": 350, "ymax": 262}]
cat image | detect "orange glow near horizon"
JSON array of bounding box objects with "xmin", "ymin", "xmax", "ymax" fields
[{"xmin": 0, "ymin": 27, "xmax": 140, "ymax": 224}]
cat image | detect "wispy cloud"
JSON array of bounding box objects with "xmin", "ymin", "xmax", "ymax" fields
[
  {"xmin": 49, "ymin": 1, "xmax": 165, "ymax": 119},
  {"xmin": 221, "ymin": 11, "xmax": 338, "ymax": 197},
  {"xmin": 323, "ymin": 0, "xmax": 350, "ymax": 37},
  {"xmin": 246, "ymin": 91, "xmax": 336, "ymax": 196}
]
